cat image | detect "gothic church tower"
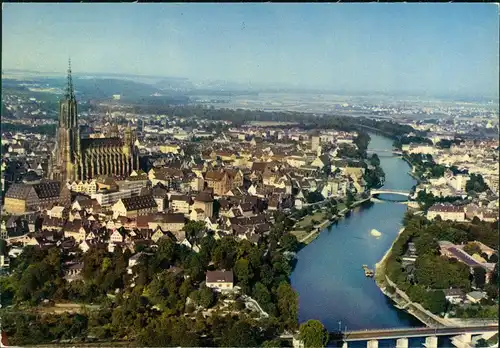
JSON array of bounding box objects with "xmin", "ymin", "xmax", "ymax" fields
[{"xmin": 50, "ymin": 59, "xmax": 81, "ymax": 183}]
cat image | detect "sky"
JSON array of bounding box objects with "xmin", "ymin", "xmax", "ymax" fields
[{"xmin": 2, "ymin": 3, "xmax": 499, "ymax": 98}]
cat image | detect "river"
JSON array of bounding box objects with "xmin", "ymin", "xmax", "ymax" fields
[{"xmin": 290, "ymin": 133, "xmax": 422, "ymax": 333}]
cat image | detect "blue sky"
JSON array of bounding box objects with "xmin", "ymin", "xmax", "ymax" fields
[{"xmin": 2, "ymin": 3, "xmax": 499, "ymax": 97}]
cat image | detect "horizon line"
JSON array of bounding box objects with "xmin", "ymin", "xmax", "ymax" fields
[{"xmin": 2, "ymin": 68, "xmax": 499, "ymax": 102}]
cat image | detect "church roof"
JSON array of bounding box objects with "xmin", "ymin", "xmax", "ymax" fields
[{"xmin": 81, "ymin": 137, "xmax": 123, "ymax": 150}]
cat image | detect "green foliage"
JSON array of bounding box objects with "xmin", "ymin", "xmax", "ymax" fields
[
  {"xmin": 306, "ymin": 191, "xmax": 324, "ymax": 204},
  {"xmin": 386, "ymin": 284, "xmax": 395, "ymax": 294},
  {"xmin": 369, "ymin": 154, "xmax": 380, "ymax": 167},
  {"xmin": 263, "ymin": 339, "xmax": 284, "ymax": 347},
  {"xmin": 183, "ymin": 220, "xmax": 206, "ymax": 242},
  {"xmin": 279, "ymin": 233, "xmax": 300, "ymax": 252},
  {"xmin": 466, "ymin": 174, "xmax": 489, "ymax": 193},
  {"xmin": 383, "ymin": 214, "xmax": 498, "ymax": 317},
  {"xmin": 1, "ymin": 311, "xmax": 89, "ymax": 345},
  {"xmin": 337, "ymin": 144, "xmax": 364, "ymax": 159},
  {"xmin": 404, "ymin": 153, "xmax": 449, "ymax": 179},
  {"xmin": 364, "ymin": 165, "xmax": 385, "ymax": 189},
  {"xmin": 221, "ymin": 319, "xmax": 258, "ymax": 347},
  {"xmin": 0, "ymin": 239, "xmax": 7, "ymax": 255},
  {"xmin": 472, "ymin": 267, "xmax": 486, "ymax": 289},
  {"xmin": 463, "ymin": 242, "xmax": 482, "ymax": 256},
  {"xmin": 298, "ymin": 319, "xmax": 329, "ymax": 348},
  {"xmin": 147, "ymin": 270, "xmax": 187, "ymax": 313},
  {"xmin": 425, "ymin": 290, "xmax": 447, "ymax": 314},
  {"xmin": 212, "ymin": 237, "xmax": 238, "ymax": 270},
  {"xmin": 253, "ymin": 282, "xmax": 273, "ymax": 314},
  {"xmin": 476, "ymin": 338, "xmax": 489, "ymax": 347},
  {"xmin": 454, "ymin": 304, "xmax": 498, "ymax": 319},
  {"xmin": 346, "ymin": 191, "xmax": 355, "ymax": 208},
  {"xmin": 414, "ymin": 254, "xmax": 471, "ymax": 291},
  {"xmin": 199, "ymin": 286, "xmax": 216, "ymax": 308},
  {"xmin": 277, "ymin": 282, "xmax": 299, "ymax": 331},
  {"xmin": 415, "ymin": 190, "xmax": 463, "ymax": 211},
  {"xmin": 234, "ymin": 258, "xmax": 253, "ymax": 288}
]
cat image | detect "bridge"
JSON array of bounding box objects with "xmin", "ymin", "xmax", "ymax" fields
[
  {"xmin": 283, "ymin": 324, "xmax": 498, "ymax": 348},
  {"xmin": 367, "ymin": 149, "xmax": 403, "ymax": 155},
  {"xmin": 339, "ymin": 325, "xmax": 498, "ymax": 342},
  {"xmin": 370, "ymin": 189, "xmax": 411, "ymax": 198}
]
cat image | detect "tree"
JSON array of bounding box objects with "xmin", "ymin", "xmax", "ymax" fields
[
  {"xmin": 183, "ymin": 220, "xmax": 206, "ymax": 242},
  {"xmin": 260, "ymin": 264, "xmax": 274, "ymax": 287},
  {"xmin": 212, "ymin": 237, "xmax": 237, "ymax": 270},
  {"xmin": 346, "ymin": 191, "xmax": 354, "ymax": 208},
  {"xmin": 221, "ymin": 320, "xmax": 258, "ymax": 347},
  {"xmin": 473, "ymin": 267, "xmax": 486, "ymax": 289},
  {"xmin": 262, "ymin": 339, "xmax": 282, "ymax": 347},
  {"xmin": 463, "ymin": 242, "xmax": 482, "ymax": 256},
  {"xmin": 276, "ymin": 282, "xmax": 298, "ymax": 330},
  {"xmin": 198, "ymin": 286, "xmax": 215, "ymax": 308},
  {"xmin": 253, "ymin": 282, "xmax": 272, "ymax": 313},
  {"xmin": 484, "ymin": 283, "xmax": 498, "ymax": 300},
  {"xmin": 476, "ymin": 339, "xmax": 489, "ymax": 347},
  {"xmin": 488, "ymin": 253, "xmax": 498, "ymax": 263},
  {"xmin": 298, "ymin": 319, "xmax": 329, "ymax": 348},
  {"xmin": 369, "ymin": 154, "xmax": 381, "ymax": 167},
  {"xmin": 154, "ymin": 238, "xmax": 177, "ymax": 269},
  {"xmin": 233, "ymin": 258, "xmax": 253, "ymax": 289},
  {"xmin": 424, "ymin": 290, "xmax": 447, "ymax": 315},
  {"xmin": 466, "ymin": 174, "xmax": 489, "ymax": 193},
  {"xmin": 0, "ymin": 239, "xmax": 7, "ymax": 255}
]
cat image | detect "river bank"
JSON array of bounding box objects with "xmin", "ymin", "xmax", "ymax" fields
[
  {"xmin": 294, "ymin": 197, "xmax": 372, "ymax": 245},
  {"xmin": 374, "ymin": 228, "xmax": 458, "ymax": 328}
]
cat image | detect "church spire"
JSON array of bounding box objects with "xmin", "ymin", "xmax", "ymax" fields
[{"xmin": 66, "ymin": 58, "xmax": 75, "ymax": 100}]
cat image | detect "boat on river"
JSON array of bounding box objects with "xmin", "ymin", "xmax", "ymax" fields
[
  {"xmin": 362, "ymin": 265, "xmax": 374, "ymax": 277},
  {"xmin": 370, "ymin": 229, "xmax": 382, "ymax": 237}
]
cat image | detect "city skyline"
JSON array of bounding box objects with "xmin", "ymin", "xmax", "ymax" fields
[{"xmin": 2, "ymin": 3, "xmax": 499, "ymax": 98}]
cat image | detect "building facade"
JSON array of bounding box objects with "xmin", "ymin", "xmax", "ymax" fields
[{"xmin": 49, "ymin": 61, "xmax": 139, "ymax": 183}]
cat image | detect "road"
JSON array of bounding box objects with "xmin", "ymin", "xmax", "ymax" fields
[{"xmin": 339, "ymin": 325, "xmax": 498, "ymax": 341}]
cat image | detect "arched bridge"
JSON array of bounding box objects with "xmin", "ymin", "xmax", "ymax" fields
[
  {"xmin": 367, "ymin": 149, "xmax": 403, "ymax": 155},
  {"xmin": 370, "ymin": 189, "xmax": 411, "ymax": 197}
]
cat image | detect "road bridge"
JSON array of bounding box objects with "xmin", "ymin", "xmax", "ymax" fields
[
  {"xmin": 367, "ymin": 149, "xmax": 403, "ymax": 155},
  {"xmin": 370, "ymin": 189, "xmax": 411, "ymax": 198},
  {"xmin": 338, "ymin": 324, "xmax": 498, "ymax": 342},
  {"xmin": 282, "ymin": 324, "xmax": 498, "ymax": 348}
]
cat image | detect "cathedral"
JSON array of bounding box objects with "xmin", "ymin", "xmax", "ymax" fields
[{"xmin": 49, "ymin": 61, "xmax": 139, "ymax": 183}]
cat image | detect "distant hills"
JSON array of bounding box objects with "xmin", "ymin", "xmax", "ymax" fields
[{"xmin": 3, "ymin": 69, "xmax": 498, "ymax": 105}]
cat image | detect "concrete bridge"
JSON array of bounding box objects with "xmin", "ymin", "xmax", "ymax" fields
[
  {"xmin": 286, "ymin": 325, "xmax": 498, "ymax": 348},
  {"xmin": 339, "ymin": 324, "xmax": 498, "ymax": 342},
  {"xmin": 367, "ymin": 149, "xmax": 403, "ymax": 156},
  {"xmin": 370, "ymin": 189, "xmax": 411, "ymax": 198}
]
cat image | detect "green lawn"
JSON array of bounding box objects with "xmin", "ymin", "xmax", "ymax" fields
[
  {"xmin": 337, "ymin": 203, "xmax": 347, "ymax": 212},
  {"xmin": 295, "ymin": 210, "xmax": 327, "ymax": 230}
]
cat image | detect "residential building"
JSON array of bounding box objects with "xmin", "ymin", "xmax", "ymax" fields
[
  {"xmin": 192, "ymin": 192, "xmax": 214, "ymax": 219},
  {"xmin": 427, "ymin": 203, "xmax": 465, "ymax": 222},
  {"xmin": 170, "ymin": 195, "xmax": 192, "ymax": 215},
  {"xmin": 112, "ymin": 195, "xmax": 158, "ymax": 219},
  {"xmin": 4, "ymin": 181, "xmax": 71, "ymax": 214},
  {"xmin": 206, "ymin": 270, "xmax": 234, "ymax": 291}
]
